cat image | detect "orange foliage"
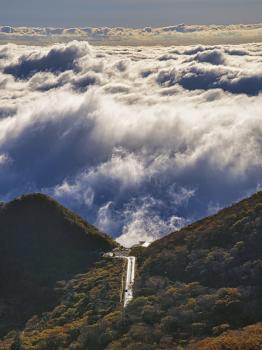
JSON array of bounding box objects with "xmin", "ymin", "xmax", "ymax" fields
[{"xmin": 192, "ymin": 323, "xmax": 262, "ymax": 350}]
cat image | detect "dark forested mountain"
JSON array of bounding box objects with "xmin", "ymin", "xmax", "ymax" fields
[
  {"xmin": 0, "ymin": 192, "xmax": 262, "ymax": 350},
  {"xmin": 126, "ymin": 191, "xmax": 262, "ymax": 349},
  {"xmin": 0, "ymin": 193, "xmax": 116, "ymax": 338}
]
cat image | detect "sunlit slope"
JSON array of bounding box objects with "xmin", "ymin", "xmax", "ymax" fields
[{"xmin": 116, "ymin": 191, "xmax": 262, "ymax": 349}]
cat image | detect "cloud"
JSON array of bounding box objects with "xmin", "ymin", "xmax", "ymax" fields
[
  {"xmin": 0, "ymin": 26, "xmax": 14, "ymax": 34},
  {"xmin": 194, "ymin": 49, "xmax": 226, "ymax": 65},
  {"xmin": 0, "ymin": 153, "xmax": 10, "ymax": 165},
  {"xmin": 1, "ymin": 23, "xmax": 262, "ymax": 46},
  {"xmin": 156, "ymin": 61, "xmax": 262, "ymax": 96},
  {"xmin": 4, "ymin": 41, "xmax": 92, "ymax": 79},
  {"xmin": 116, "ymin": 197, "xmax": 187, "ymax": 247},
  {"xmin": 0, "ymin": 41, "xmax": 261, "ymax": 245}
]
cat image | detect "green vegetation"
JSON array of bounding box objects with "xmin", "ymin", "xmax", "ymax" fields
[
  {"xmin": 0, "ymin": 258, "xmax": 125, "ymax": 350},
  {"xmin": 108, "ymin": 191, "xmax": 262, "ymax": 349},
  {"xmin": 192, "ymin": 323, "xmax": 262, "ymax": 350},
  {"xmin": 0, "ymin": 193, "xmax": 116, "ymax": 338},
  {"xmin": 0, "ymin": 191, "xmax": 262, "ymax": 350}
]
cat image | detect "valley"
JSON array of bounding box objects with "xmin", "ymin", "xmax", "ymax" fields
[{"xmin": 0, "ymin": 191, "xmax": 262, "ymax": 350}]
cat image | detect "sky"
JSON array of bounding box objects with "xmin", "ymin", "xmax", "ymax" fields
[{"xmin": 1, "ymin": 0, "xmax": 262, "ymax": 27}]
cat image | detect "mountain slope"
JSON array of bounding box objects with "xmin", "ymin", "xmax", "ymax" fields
[
  {"xmin": 121, "ymin": 191, "xmax": 262, "ymax": 349},
  {"xmin": 1, "ymin": 191, "xmax": 262, "ymax": 350},
  {"xmin": 0, "ymin": 193, "xmax": 116, "ymax": 337},
  {"xmin": 0, "ymin": 258, "xmax": 125, "ymax": 350},
  {"xmin": 89, "ymin": 191, "xmax": 261, "ymax": 350},
  {"xmin": 139, "ymin": 190, "xmax": 262, "ymax": 288}
]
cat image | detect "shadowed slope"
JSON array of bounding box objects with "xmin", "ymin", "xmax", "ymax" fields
[{"xmin": 0, "ymin": 193, "xmax": 115, "ymax": 337}]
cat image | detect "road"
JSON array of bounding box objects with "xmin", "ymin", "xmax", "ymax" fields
[
  {"xmin": 104, "ymin": 250, "xmax": 136, "ymax": 307},
  {"xmin": 123, "ymin": 256, "xmax": 136, "ymax": 307}
]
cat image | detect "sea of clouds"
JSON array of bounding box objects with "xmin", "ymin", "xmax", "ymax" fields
[
  {"xmin": 0, "ymin": 40, "xmax": 262, "ymax": 246},
  {"xmin": 1, "ymin": 23, "xmax": 262, "ymax": 46}
]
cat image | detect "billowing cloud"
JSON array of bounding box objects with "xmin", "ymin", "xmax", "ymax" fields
[
  {"xmin": 3, "ymin": 41, "xmax": 91, "ymax": 79},
  {"xmin": 0, "ymin": 40, "xmax": 261, "ymax": 246},
  {"xmin": 0, "ymin": 23, "xmax": 262, "ymax": 46}
]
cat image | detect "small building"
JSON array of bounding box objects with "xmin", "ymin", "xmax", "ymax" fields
[
  {"xmin": 102, "ymin": 252, "xmax": 114, "ymax": 258},
  {"xmin": 131, "ymin": 241, "xmax": 151, "ymax": 249}
]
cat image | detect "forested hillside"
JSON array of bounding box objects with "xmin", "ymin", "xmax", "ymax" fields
[
  {"xmin": 0, "ymin": 258, "xmax": 124, "ymax": 350},
  {"xmin": 0, "ymin": 192, "xmax": 261, "ymax": 350},
  {"xmin": 119, "ymin": 191, "xmax": 262, "ymax": 349},
  {"xmin": 0, "ymin": 193, "xmax": 116, "ymax": 338}
]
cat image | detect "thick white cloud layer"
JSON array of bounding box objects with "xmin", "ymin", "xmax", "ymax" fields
[
  {"xmin": 0, "ymin": 40, "xmax": 262, "ymax": 246},
  {"xmin": 1, "ymin": 23, "xmax": 262, "ymax": 46}
]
